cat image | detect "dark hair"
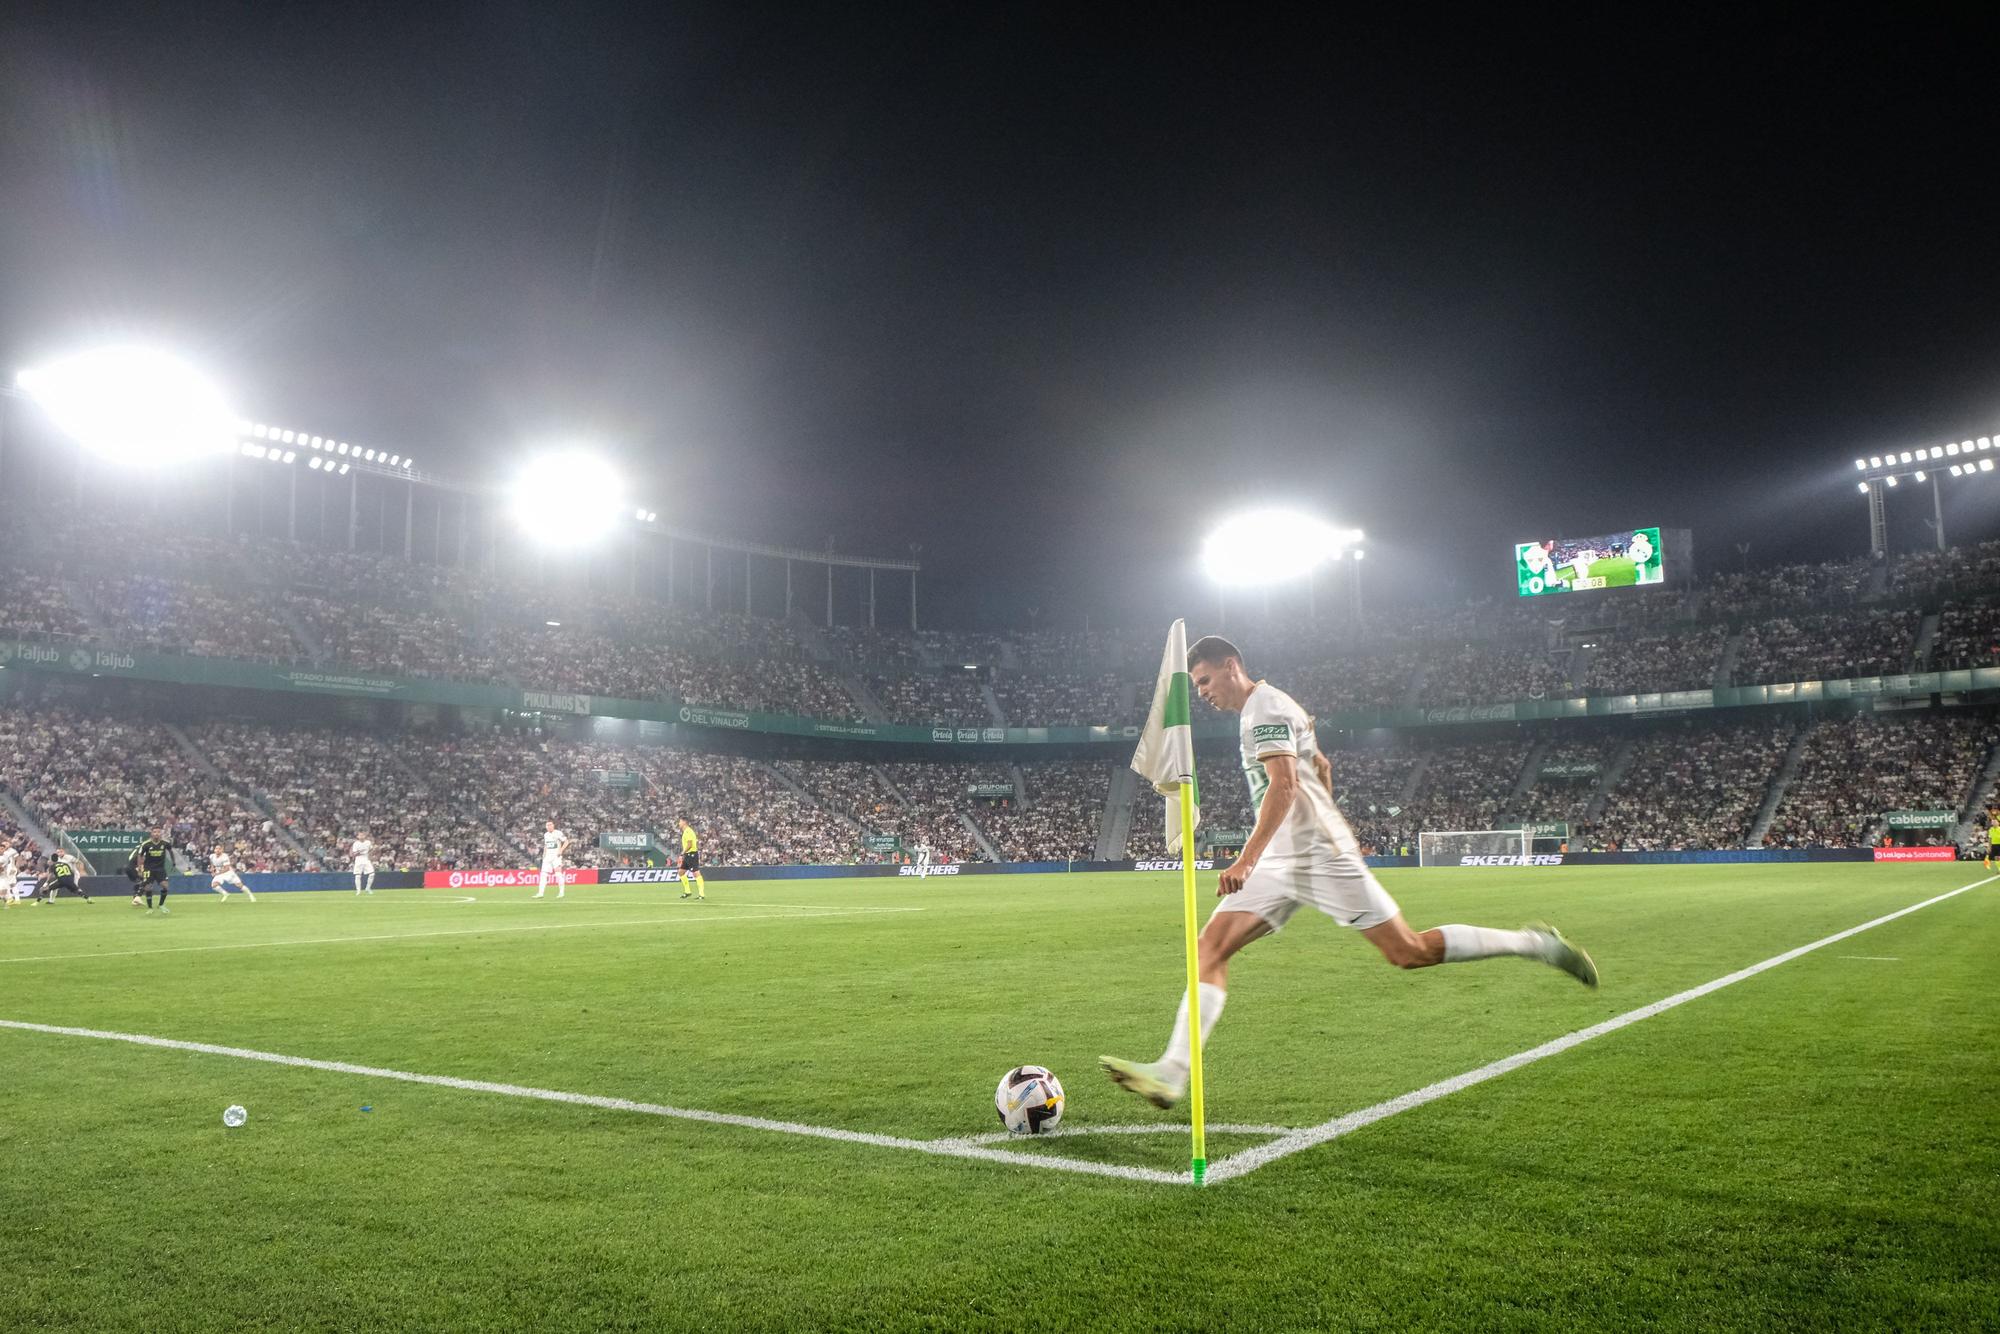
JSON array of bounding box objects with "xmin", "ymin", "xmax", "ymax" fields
[{"xmin": 1187, "ymin": 635, "xmax": 1244, "ymax": 671}]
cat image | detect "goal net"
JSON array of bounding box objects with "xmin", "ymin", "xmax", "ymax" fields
[{"xmin": 1418, "ymin": 829, "xmax": 1533, "ymax": 867}]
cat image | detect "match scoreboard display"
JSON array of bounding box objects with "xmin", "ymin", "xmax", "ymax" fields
[{"xmin": 1515, "ymin": 526, "xmax": 1674, "ymax": 597}]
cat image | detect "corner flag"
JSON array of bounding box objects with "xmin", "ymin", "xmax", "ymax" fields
[
  {"xmin": 1129, "ymin": 618, "xmax": 1208, "ymax": 1185},
  {"xmin": 1131, "ymin": 619, "xmax": 1200, "ymax": 852}
]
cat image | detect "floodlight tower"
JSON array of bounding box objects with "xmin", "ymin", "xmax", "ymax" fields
[{"xmin": 1850, "ymin": 435, "xmax": 1997, "ymax": 556}]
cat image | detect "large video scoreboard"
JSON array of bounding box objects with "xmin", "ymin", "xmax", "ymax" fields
[{"xmin": 1515, "ymin": 526, "xmax": 1689, "ymax": 597}]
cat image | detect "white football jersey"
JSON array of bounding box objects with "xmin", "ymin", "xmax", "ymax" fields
[
  {"xmin": 351, "ymin": 839, "xmax": 373, "ymax": 863},
  {"xmin": 543, "ymin": 829, "xmax": 566, "ymax": 854},
  {"xmin": 211, "ymin": 851, "xmax": 234, "ymax": 874},
  {"xmin": 0, "ymin": 848, "xmax": 17, "ymax": 875},
  {"xmin": 1237, "ymin": 681, "xmax": 1358, "ymax": 863}
]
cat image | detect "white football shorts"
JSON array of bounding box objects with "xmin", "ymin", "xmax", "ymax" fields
[
  {"xmin": 541, "ymin": 853, "xmax": 563, "ymax": 872},
  {"xmin": 1210, "ymin": 848, "xmax": 1401, "ymax": 932},
  {"xmin": 352, "ymin": 859, "xmax": 375, "ymax": 876}
]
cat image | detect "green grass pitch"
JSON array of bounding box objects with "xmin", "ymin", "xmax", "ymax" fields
[{"xmin": 3, "ymin": 864, "xmax": 1996, "ymax": 1330}]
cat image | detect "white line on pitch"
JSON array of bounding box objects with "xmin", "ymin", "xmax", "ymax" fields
[
  {"xmin": 0, "ymin": 1019, "xmax": 1183, "ymax": 1185},
  {"xmin": 934, "ymin": 1122, "xmax": 1291, "ymax": 1148},
  {"xmin": 0, "ymin": 907, "xmax": 924, "ymax": 968},
  {"xmin": 1202, "ymin": 874, "xmax": 1998, "ymax": 1186}
]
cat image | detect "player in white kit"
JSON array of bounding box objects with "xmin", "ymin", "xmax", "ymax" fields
[
  {"xmin": 914, "ymin": 840, "xmax": 933, "ymax": 874},
  {"xmin": 209, "ymin": 847, "xmax": 256, "ymax": 901},
  {"xmin": 0, "ymin": 841, "xmax": 21, "ymax": 908},
  {"xmin": 351, "ymin": 833, "xmax": 376, "ymax": 895},
  {"xmin": 533, "ymin": 820, "xmax": 570, "ymax": 899},
  {"xmin": 1102, "ymin": 635, "xmax": 1597, "ymax": 1110}
]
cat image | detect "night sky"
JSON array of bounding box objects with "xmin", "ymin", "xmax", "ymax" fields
[{"xmin": 4, "ymin": 6, "xmax": 1998, "ymax": 628}]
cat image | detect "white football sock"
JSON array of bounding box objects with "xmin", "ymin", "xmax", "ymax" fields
[
  {"xmin": 1160, "ymin": 982, "xmax": 1227, "ymax": 1077},
  {"xmin": 1439, "ymin": 924, "xmax": 1543, "ymax": 962}
]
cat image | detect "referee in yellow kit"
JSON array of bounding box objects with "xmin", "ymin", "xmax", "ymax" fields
[{"xmin": 677, "ymin": 818, "xmax": 707, "ymax": 901}]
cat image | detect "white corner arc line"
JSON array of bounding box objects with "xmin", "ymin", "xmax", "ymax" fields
[
  {"xmin": 1202, "ymin": 874, "xmax": 1997, "ymax": 1185},
  {"xmin": 0, "ymin": 1019, "xmax": 1182, "ymax": 1185},
  {"xmin": 0, "ymin": 907, "xmax": 924, "ymax": 968}
]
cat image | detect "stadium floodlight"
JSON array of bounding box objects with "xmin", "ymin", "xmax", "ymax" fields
[
  {"xmin": 15, "ymin": 347, "xmax": 241, "ymax": 467},
  {"xmin": 508, "ymin": 448, "xmax": 625, "ymax": 545},
  {"xmin": 337, "ymin": 442, "xmax": 349, "ymax": 455},
  {"xmin": 1885, "ymin": 474, "xmax": 1898, "ymax": 487},
  {"xmin": 1853, "ymin": 459, "xmax": 1866, "ymax": 470},
  {"xmin": 337, "ymin": 462, "xmax": 350, "ymax": 474},
  {"xmin": 1354, "ymin": 548, "xmax": 1367, "ymax": 561},
  {"xmin": 1899, "ymin": 451, "xmax": 1911, "ymax": 463},
  {"xmin": 546, "ymin": 620, "xmax": 561, "ymax": 627},
  {"xmin": 1200, "ymin": 509, "xmax": 1360, "ymax": 586},
  {"xmin": 389, "ymin": 455, "xmax": 400, "ymax": 466},
  {"xmin": 1869, "ymin": 455, "xmax": 1883, "ymax": 467},
  {"xmin": 1983, "ymin": 459, "xmax": 1996, "ymax": 473},
  {"xmin": 281, "ymin": 450, "xmax": 295, "ymax": 463},
  {"xmin": 1916, "ymin": 470, "xmax": 1927, "ymax": 482},
  {"xmin": 1858, "ymin": 480, "xmax": 1870, "ymax": 492},
  {"xmin": 1981, "ymin": 437, "xmax": 1993, "ymax": 450},
  {"xmin": 253, "ymin": 423, "xmax": 269, "ymax": 439}
]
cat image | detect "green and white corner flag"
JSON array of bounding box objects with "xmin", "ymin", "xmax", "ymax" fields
[{"xmin": 1131, "ymin": 618, "xmax": 1200, "ymax": 853}]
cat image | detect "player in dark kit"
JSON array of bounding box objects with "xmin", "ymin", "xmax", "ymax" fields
[
  {"xmin": 39, "ymin": 851, "xmax": 90, "ymax": 903},
  {"xmin": 129, "ymin": 829, "xmax": 174, "ymax": 914}
]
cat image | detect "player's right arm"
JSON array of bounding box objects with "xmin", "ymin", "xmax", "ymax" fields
[{"xmin": 1219, "ymin": 754, "xmax": 1297, "ymax": 897}]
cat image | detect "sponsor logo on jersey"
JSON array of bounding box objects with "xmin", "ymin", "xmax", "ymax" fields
[
  {"xmin": 898, "ymin": 863, "xmax": 961, "ymax": 876},
  {"xmin": 1131, "ymin": 859, "xmax": 1217, "ymax": 872},
  {"xmin": 1457, "ymin": 854, "xmax": 1566, "ymax": 867},
  {"xmin": 1250, "ymin": 723, "xmax": 1290, "ymax": 744}
]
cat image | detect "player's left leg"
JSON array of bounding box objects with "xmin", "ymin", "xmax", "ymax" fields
[
  {"xmin": 211, "ymin": 876, "xmax": 230, "ymax": 898},
  {"xmin": 155, "ymin": 879, "xmax": 170, "ymax": 915},
  {"xmin": 1102, "ymin": 903, "xmax": 1276, "ymax": 1109}
]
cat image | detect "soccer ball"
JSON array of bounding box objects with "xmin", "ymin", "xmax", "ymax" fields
[
  {"xmin": 222, "ymin": 1104, "xmax": 248, "ymax": 1128},
  {"xmin": 994, "ymin": 1065, "xmax": 1065, "ymax": 1135}
]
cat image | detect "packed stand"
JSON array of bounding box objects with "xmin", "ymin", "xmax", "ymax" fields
[
  {"xmin": 86, "ymin": 574, "xmax": 301, "ymax": 661},
  {"xmin": 871, "ymin": 673, "xmax": 993, "ymax": 726},
  {"xmin": 1398, "ymin": 738, "xmax": 1533, "ymax": 836},
  {"xmin": 1512, "ymin": 738, "xmax": 1624, "ymax": 826},
  {"xmin": 1419, "ymin": 644, "xmax": 1570, "ymax": 706},
  {"xmin": 979, "ymin": 761, "xmax": 1112, "ymax": 860},
  {"xmin": 1593, "ymin": 720, "xmax": 1794, "ymax": 851},
  {"xmin": 874, "ymin": 762, "xmax": 1005, "ymax": 860},
  {"xmin": 1128, "ymin": 750, "xmax": 1257, "ymax": 860},
  {"xmin": 1582, "ymin": 626, "xmax": 1725, "ymax": 695},
  {"xmin": 189, "ymin": 720, "xmax": 509, "ymax": 869},
  {"xmin": 1927, "ymin": 600, "xmax": 2000, "ymax": 672},
  {"xmin": 1288, "ymin": 650, "xmax": 1424, "ymax": 714},
  {"xmin": 1767, "ymin": 712, "xmax": 1994, "ymax": 847},
  {"xmin": 0, "ymin": 565, "xmax": 92, "ymax": 639},
  {"xmin": 1731, "ymin": 608, "xmax": 1919, "ymax": 685},
  {"xmin": 993, "ymin": 672, "xmax": 1132, "ymax": 726},
  {"xmin": 0, "ymin": 702, "xmax": 295, "ymax": 870},
  {"xmin": 1702, "ymin": 556, "xmax": 1876, "ymax": 618}
]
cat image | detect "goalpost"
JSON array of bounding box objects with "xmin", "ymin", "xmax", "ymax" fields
[{"xmin": 1418, "ymin": 829, "xmax": 1533, "ymax": 867}]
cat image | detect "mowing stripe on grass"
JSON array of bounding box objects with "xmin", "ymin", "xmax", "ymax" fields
[
  {"xmin": 1201, "ymin": 873, "xmax": 1998, "ymax": 1185},
  {"xmin": 0, "ymin": 907, "xmax": 923, "ymax": 968},
  {"xmin": 0, "ymin": 1018, "xmax": 1184, "ymax": 1185}
]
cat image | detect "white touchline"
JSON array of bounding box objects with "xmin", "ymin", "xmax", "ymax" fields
[
  {"xmin": 0, "ymin": 1019, "xmax": 1184, "ymax": 1186},
  {"xmin": 0, "ymin": 907, "xmax": 924, "ymax": 968},
  {"xmin": 1200, "ymin": 873, "xmax": 1998, "ymax": 1185}
]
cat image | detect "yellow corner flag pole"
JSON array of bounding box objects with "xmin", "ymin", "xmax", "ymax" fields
[{"xmin": 1178, "ymin": 782, "xmax": 1207, "ymax": 1186}]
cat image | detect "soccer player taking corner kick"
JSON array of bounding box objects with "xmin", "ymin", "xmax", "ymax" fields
[{"xmin": 1102, "ymin": 635, "xmax": 1598, "ymax": 1110}]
